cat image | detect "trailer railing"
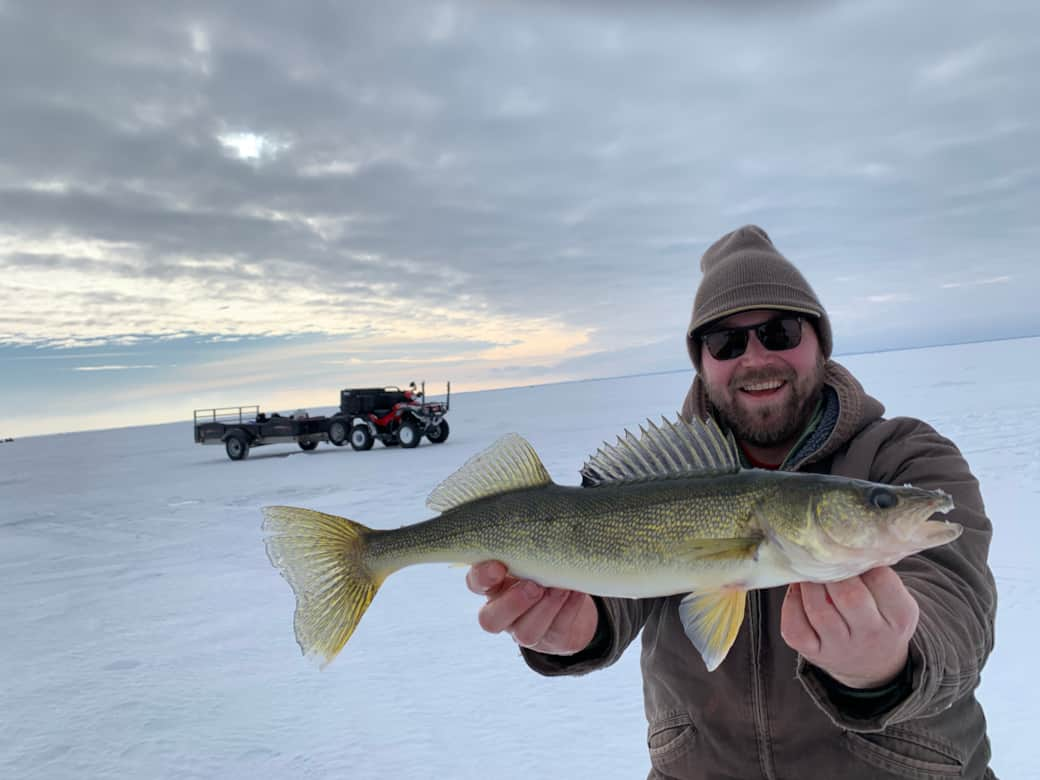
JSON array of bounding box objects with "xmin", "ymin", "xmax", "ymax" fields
[{"xmin": 193, "ymin": 406, "xmax": 261, "ymax": 426}]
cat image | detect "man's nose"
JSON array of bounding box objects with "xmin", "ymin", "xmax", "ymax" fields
[{"xmin": 739, "ymin": 330, "xmax": 772, "ymax": 362}]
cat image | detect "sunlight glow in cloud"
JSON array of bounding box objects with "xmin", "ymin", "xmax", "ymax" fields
[
  {"xmin": 217, "ymin": 131, "xmax": 288, "ymax": 161},
  {"xmin": 0, "ymin": 228, "xmax": 596, "ymax": 377}
]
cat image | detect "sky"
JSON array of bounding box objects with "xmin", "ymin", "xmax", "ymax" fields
[{"xmin": 1, "ymin": 0, "xmax": 1038, "ymax": 438}]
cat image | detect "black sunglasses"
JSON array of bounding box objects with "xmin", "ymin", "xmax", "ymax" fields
[{"xmin": 699, "ymin": 315, "xmax": 806, "ymax": 361}]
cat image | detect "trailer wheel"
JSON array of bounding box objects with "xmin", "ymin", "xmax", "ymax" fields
[
  {"xmin": 350, "ymin": 425, "xmax": 374, "ymax": 451},
  {"xmin": 328, "ymin": 419, "xmax": 348, "ymax": 446},
  {"xmin": 225, "ymin": 432, "xmax": 249, "ymax": 461},
  {"xmin": 426, "ymin": 419, "xmax": 450, "ymax": 444},
  {"xmin": 399, "ymin": 420, "xmax": 421, "ymax": 448},
  {"xmin": 298, "ymin": 440, "xmax": 318, "ymax": 451}
]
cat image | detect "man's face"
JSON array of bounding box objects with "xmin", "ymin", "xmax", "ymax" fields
[{"xmin": 699, "ymin": 309, "xmax": 825, "ymax": 447}]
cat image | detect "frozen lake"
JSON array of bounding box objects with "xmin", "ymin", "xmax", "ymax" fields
[{"xmin": 2, "ymin": 337, "xmax": 1036, "ymax": 778}]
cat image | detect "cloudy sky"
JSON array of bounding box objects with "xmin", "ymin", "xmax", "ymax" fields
[{"xmin": 1, "ymin": 0, "xmax": 1037, "ymax": 437}]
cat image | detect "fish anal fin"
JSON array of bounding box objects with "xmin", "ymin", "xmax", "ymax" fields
[{"xmin": 678, "ymin": 589, "xmax": 748, "ymax": 672}]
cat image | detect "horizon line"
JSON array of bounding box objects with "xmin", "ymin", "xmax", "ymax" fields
[{"xmin": 6, "ymin": 332, "xmax": 1037, "ymax": 440}]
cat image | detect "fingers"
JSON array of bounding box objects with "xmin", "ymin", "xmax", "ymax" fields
[
  {"xmin": 466, "ymin": 561, "xmax": 510, "ymax": 595},
  {"xmin": 799, "ymin": 581, "xmax": 851, "ymax": 640},
  {"xmin": 861, "ymin": 567, "xmax": 920, "ymax": 638},
  {"xmin": 509, "ymin": 587, "xmax": 572, "ymax": 648},
  {"xmin": 824, "ymin": 575, "xmax": 883, "ymax": 633},
  {"xmin": 780, "ymin": 583, "xmax": 821, "ymax": 655},
  {"xmin": 543, "ymin": 591, "xmax": 594, "ymax": 650},
  {"xmin": 477, "ymin": 578, "xmax": 547, "ymax": 634}
]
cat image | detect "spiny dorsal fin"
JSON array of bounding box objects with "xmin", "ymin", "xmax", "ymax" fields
[
  {"xmin": 581, "ymin": 415, "xmax": 740, "ymax": 486},
  {"xmin": 427, "ymin": 434, "xmax": 552, "ymax": 513}
]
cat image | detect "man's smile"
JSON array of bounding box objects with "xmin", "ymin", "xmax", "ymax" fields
[{"xmin": 738, "ymin": 379, "xmax": 788, "ymax": 399}]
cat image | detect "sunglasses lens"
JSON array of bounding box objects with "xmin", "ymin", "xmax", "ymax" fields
[
  {"xmin": 704, "ymin": 329, "xmax": 749, "ymax": 361},
  {"xmin": 757, "ymin": 317, "xmax": 803, "ymax": 351},
  {"xmin": 702, "ymin": 316, "xmax": 805, "ymax": 361}
]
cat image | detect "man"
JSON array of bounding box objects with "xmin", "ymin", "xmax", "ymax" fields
[{"xmin": 467, "ymin": 225, "xmax": 996, "ymax": 779}]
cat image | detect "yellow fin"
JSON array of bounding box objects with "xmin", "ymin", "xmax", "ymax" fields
[
  {"xmin": 426, "ymin": 434, "xmax": 552, "ymax": 513},
  {"xmin": 676, "ymin": 536, "xmax": 762, "ymax": 562},
  {"xmin": 678, "ymin": 589, "xmax": 747, "ymax": 671},
  {"xmin": 262, "ymin": 506, "xmax": 388, "ymax": 668}
]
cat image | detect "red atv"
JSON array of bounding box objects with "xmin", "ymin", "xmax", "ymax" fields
[{"xmin": 327, "ymin": 382, "xmax": 450, "ymax": 451}]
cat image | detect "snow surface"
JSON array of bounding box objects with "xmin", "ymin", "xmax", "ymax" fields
[{"xmin": 2, "ymin": 338, "xmax": 1036, "ymax": 779}]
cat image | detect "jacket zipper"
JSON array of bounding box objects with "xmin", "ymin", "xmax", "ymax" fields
[{"xmin": 748, "ymin": 592, "xmax": 777, "ymax": 779}]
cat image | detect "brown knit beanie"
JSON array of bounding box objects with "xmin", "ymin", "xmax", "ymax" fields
[{"xmin": 686, "ymin": 225, "xmax": 832, "ymax": 370}]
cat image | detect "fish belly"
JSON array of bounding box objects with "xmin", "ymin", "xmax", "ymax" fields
[{"xmin": 498, "ymin": 550, "xmax": 798, "ymax": 599}]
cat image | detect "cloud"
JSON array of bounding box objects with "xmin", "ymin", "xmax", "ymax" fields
[
  {"xmin": 918, "ymin": 43, "xmax": 991, "ymax": 86},
  {"xmin": 0, "ymin": 0, "xmax": 1037, "ymax": 375},
  {"xmin": 941, "ymin": 276, "xmax": 1012, "ymax": 289},
  {"xmin": 865, "ymin": 293, "xmax": 915, "ymax": 304}
]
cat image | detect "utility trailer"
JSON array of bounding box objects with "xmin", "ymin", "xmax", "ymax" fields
[
  {"xmin": 193, "ymin": 381, "xmax": 451, "ymax": 460},
  {"xmin": 193, "ymin": 406, "xmax": 332, "ymax": 461}
]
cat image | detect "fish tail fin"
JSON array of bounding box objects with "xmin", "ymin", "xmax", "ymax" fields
[{"xmin": 262, "ymin": 505, "xmax": 388, "ymax": 667}]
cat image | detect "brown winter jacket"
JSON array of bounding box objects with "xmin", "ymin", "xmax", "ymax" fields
[{"xmin": 523, "ymin": 361, "xmax": 997, "ymax": 779}]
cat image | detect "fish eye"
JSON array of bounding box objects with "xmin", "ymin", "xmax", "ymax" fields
[{"xmin": 868, "ymin": 488, "xmax": 898, "ymax": 510}]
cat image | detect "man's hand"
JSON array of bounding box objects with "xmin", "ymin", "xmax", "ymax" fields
[
  {"xmin": 466, "ymin": 561, "xmax": 599, "ymax": 655},
  {"xmin": 780, "ymin": 566, "xmax": 919, "ymax": 689}
]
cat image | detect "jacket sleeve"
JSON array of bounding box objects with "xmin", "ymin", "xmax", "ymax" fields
[
  {"xmin": 521, "ymin": 595, "xmax": 654, "ymax": 676},
  {"xmin": 798, "ymin": 417, "xmax": 997, "ymax": 730}
]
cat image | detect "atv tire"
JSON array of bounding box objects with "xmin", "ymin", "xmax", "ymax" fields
[
  {"xmin": 398, "ymin": 420, "xmax": 421, "ymax": 448},
  {"xmin": 426, "ymin": 419, "xmax": 450, "ymax": 444},
  {"xmin": 350, "ymin": 425, "xmax": 374, "ymax": 451}
]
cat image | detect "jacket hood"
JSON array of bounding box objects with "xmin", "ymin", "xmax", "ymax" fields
[{"xmin": 680, "ymin": 360, "xmax": 885, "ymax": 468}]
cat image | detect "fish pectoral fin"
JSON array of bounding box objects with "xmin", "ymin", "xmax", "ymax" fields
[
  {"xmin": 678, "ymin": 589, "xmax": 747, "ymax": 672},
  {"xmin": 676, "ymin": 535, "xmax": 763, "ymax": 562}
]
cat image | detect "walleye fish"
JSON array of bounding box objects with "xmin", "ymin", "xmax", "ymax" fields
[{"xmin": 262, "ymin": 416, "xmax": 960, "ymax": 671}]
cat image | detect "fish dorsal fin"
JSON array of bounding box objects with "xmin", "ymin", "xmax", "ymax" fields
[
  {"xmin": 427, "ymin": 434, "xmax": 553, "ymax": 512},
  {"xmin": 580, "ymin": 415, "xmax": 740, "ymax": 486}
]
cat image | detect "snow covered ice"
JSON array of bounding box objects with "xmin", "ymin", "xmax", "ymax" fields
[{"xmin": 1, "ymin": 338, "xmax": 1037, "ymax": 779}]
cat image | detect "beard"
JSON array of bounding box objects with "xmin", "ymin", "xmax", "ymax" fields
[{"xmin": 705, "ymin": 355, "xmax": 826, "ymax": 447}]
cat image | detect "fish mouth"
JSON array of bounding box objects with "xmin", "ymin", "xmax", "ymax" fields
[
  {"xmin": 910, "ymin": 518, "xmax": 963, "ymax": 547},
  {"xmin": 927, "ymin": 488, "xmax": 955, "ymax": 515},
  {"xmin": 901, "ymin": 489, "xmax": 959, "ymax": 547}
]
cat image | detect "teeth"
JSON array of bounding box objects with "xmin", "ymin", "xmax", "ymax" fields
[{"xmin": 742, "ymin": 381, "xmax": 783, "ymax": 392}]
